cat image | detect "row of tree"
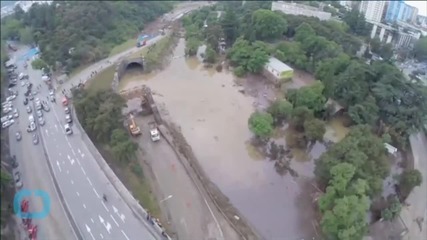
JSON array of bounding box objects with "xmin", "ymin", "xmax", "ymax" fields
[
  {"xmin": 1, "ymin": 1, "xmax": 173, "ymax": 72},
  {"xmin": 73, "ymin": 89, "xmax": 137, "ymax": 163}
]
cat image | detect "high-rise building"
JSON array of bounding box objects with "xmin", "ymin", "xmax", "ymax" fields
[
  {"xmin": 385, "ymin": 1, "xmax": 418, "ymax": 23},
  {"xmin": 359, "ymin": 1, "xmax": 387, "ymax": 23}
]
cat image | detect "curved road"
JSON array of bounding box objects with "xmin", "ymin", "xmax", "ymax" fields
[{"xmin": 7, "ymin": 3, "xmax": 214, "ymax": 240}]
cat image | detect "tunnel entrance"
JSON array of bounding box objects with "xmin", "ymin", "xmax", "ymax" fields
[{"xmin": 122, "ymin": 61, "xmax": 144, "ymax": 80}]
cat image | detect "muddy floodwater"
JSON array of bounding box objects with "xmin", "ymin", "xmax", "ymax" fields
[{"xmin": 121, "ymin": 38, "xmax": 324, "ymax": 239}]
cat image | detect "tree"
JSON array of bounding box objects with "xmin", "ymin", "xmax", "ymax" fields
[
  {"xmin": 31, "ymin": 59, "xmax": 48, "ymax": 70},
  {"xmin": 110, "ymin": 129, "xmax": 137, "ymax": 162},
  {"xmin": 275, "ymin": 41, "xmax": 308, "ymax": 70},
  {"xmin": 342, "ymin": 9, "xmax": 370, "ymax": 36},
  {"xmin": 267, "ymin": 99, "xmax": 293, "ymax": 125},
  {"xmin": 315, "ymin": 125, "xmax": 390, "ymax": 196},
  {"xmin": 19, "ymin": 27, "xmax": 33, "ymax": 44},
  {"xmin": 228, "ymin": 38, "xmax": 269, "ymax": 74},
  {"xmin": 348, "ymin": 95, "xmax": 379, "ymax": 126},
  {"xmin": 381, "ymin": 195, "xmax": 402, "ymax": 221},
  {"xmin": 287, "ymin": 81, "xmax": 327, "ymax": 114},
  {"xmin": 413, "ymin": 37, "xmax": 427, "ymax": 61},
  {"xmin": 221, "ymin": 9, "xmax": 239, "ymax": 46},
  {"xmin": 205, "ymin": 24, "xmax": 222, "ymax": 52},
  {"xmin": 318, "ymin": 163, "xmax": 370, "ymax": 240},
  {"xmin": 248, "ymin": 112, "xmax": 274, "ymax": 139},
  {"xmin": 185, "ymin": 37, "xmax": 200, "ymax": 56},
  {"xmin": 399, "ymin": 169, "xmax": 422, "ymax": 195},
  {"xmin": 303, "ymin": 118, "xmax": 326, "ymax": 142},
  {"xmin": 252, "ymin": 9, "xmax": 287, "ymax": 41},
  {"xmin": 290, "ymin": 106, "xmax": 314, "ymax": 130},
  {"xmin": 204, "ymin": 46, "xmax": 217, "ymax": 63}
]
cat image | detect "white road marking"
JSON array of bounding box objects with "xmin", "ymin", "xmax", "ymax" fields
[
  {"xmin": 45, "ymin": 129, "xmax": 49, "ymax": 136},
  {"xmin": 71, "ymin": 180, "xmax": 74, "ymax": 185},
  {"xmin": 67, "ymin": 155, "xmax": 71, "ymax": 160},
  {"xmin": 76, "ymin": 192, "xmax": 80, "ymax": 196},
  {"xmin": 87, "ymin": 177, "xmax": 93, "ymax": 186},
  {"xmin": 77, "ymin": 159, "xmax": 81, "ymax": 166},
  {"xmin": 81, "ymin": 153, "xmax": 85, "ymax": 158},
  {"xmin": 70, "ymin": 158, "xmax": 75, "ymax": 165},
  {"xmin": 119, "ymin": 213, "xmax": 125, "ymax": 222},
  {"xmin": 99, "ymin": 233, "xmax": 104, "ymax": 239},
  {"xmin": 83, "ymin": 204, "xmax": 86, "ymax": 209},
  {"xmin": 81, "ymin": 167, "xmax": 86, "ymax": 175},
  {"xmin": 54, "ymin": 124, "xmax": 58, "ymax": 131},
  {"xmin": 85, "ymin": 224, "xmax": 95, "ymax": 240},
  {"xmin": 101, "ymin": 202, "xmax": 109, "ymax": 212},
  {"xmin": 91, "ymin": 218, "xmax": 94, "ymax": 223},
  {"xmin": 110, "ymin": 215, "xmax": 119, "ymax": 227},
  {"xmin": 78, "ymin": 148, "xmax": 81, "ymax": 154},
  {"xmin": 92, "ymin": 188, "xmax": 100, "ymax": 198},
  {"xmin": 105, "ymin": 222, "xmax": 111, "ymax": 234},
  {"xmin": 121, "ymin": 230, "xmax": 130, "ymax": 240},
  {"xmin": 56, "ymin": 161, "xmax": 62, "ymax": 172}
]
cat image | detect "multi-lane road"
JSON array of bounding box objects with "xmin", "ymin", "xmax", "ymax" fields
[{"xmin": 7, "ymin": 3, "xmax": 214, "ymax": 240}]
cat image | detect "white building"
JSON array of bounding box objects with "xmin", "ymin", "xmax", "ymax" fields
[
  {"xmin": 359, "ymin": 1, "xmax": 387, "ymax": 23},
  {"xmin": 272, "ymin": 1, "xmax": 331, "ymax": 21}
]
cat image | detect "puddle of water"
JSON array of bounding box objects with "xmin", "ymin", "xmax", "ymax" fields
[
  {"xmin": 245, "ymin": 141, "xmax": 264, "ymax": 161},
  {"xmin": 185, "ymin": 57, "xmax": 201, "ymax": 70},
  {"xmin": 325, "ymin": 115, "xmax": 351, "ymax": 143}
]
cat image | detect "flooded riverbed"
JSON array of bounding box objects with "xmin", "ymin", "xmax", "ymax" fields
[{"xmin": 121, "ymin": 38, "xmax": 322, "ymax": 239}]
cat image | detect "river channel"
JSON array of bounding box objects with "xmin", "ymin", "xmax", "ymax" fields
[{"xmin": 120, "ymin": 38, "xmax": 330, "ymax": 239}]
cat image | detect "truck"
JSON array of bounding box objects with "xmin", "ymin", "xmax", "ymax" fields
[
  {"xmin": 136, "ymin": 34, "xmax": 148, "ymax": 48},
  {"xmin": 148, "ymin": 121, "xmax": 160, "ymax": 142},
  {"xmin": 128, "ymin": 114, "xmax": 141, "ymax": 136}
]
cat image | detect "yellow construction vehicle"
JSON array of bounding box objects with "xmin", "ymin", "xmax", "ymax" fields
[{"xmin": 128, "ymin": 114, "xmax": 141, "ymax": 136}]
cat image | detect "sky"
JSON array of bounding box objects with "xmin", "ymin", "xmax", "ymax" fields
[{"xmin": 406, "ymin": 1, "xmax": 427, "ymax": 17}]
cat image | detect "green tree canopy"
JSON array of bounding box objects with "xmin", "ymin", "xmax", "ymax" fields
[
  {"xmin": 228, "ymin": 38, "xmax": 270, "ymax": 74},
  {"xmin": 252, "ymin": 9, "xmax": 287, "ymax": 41},
  {"xmin": 267, "ymin": 99, "xmax": 293, "ymax": 125},
  {"xmin": 303, "ymin": 118, "xmax": 326, "ymax": 142},
  {"xmin": 287, "ymin": 81, "xmax": 327, "ymax": 114},
  {"xmin": 248, "ymin": 112, "xmax": 274, "ymax": 139}
]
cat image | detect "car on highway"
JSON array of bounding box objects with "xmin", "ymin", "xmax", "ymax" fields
[
  {"xmin": 32, "ymin": 134, "xmax": 39, "ymax": 145},
  {"xmin": 20, "ymin": 81, "xmax": 26, "ymax": 87},
  {"xmin": 49, "ymin": 95, "xmax": 55, "ymax": 103},
  {"xmin": 6, "ymin": 95, "xmax": 16, "ymax": 101},
  {"xmin": 11, "ymin": 155, "xmax": 18, "ymax": 169},
  {"xmin": 26, "ymin": 105, "xmax": 32, "ymax": 113},
  {"xmin": 23, "ymin": 98, "xmax": 28, "ymax": 105},
  {"xmin": 2, "ymin": 120, "xmax": 14, "ymax": 129},
  {"xmin": 36, "ymin": 110, "xmax": 43, "ymax": 118},
  {"xmin": 13, "ymin": 109, "xmax": 19, "ymax": 118},
  {"xmin": 16, "ymin": 131, "xmax": 22, "ymax": 141},
  {"xmin": 14, "ymin": 171, "xmax": 23, "ymax": 189},
  {"xmin": 28, "ymin": 94, "xmax": 34, "ymax": 100},
  {"xmin": 65, "ymin": 114, "xmax": 72, "ymax": 123},
  {"xmin": 27, "ymin": 122, "xmax": 37, "ymax": 132},
  {"xmin": 35, "ymin": 102, "xmax": 42, "ymax": 110},
  {"xmin": 38, "ymin": 117, "xmax": 45, "ymax": 126},
  {"xmin": 42, "ymin": 103, "xmax": 50, "ymax": 112},
  {"xmin": 64, "ymin": 124, "xmax": 73, "ymax": 135},
  {"xmin": 64, "ymin": 107, "xmax": 70, "ymax": 114},
  {"xmin": 29, "ymin": 114, "xmax": 35, "ymax": 123}
]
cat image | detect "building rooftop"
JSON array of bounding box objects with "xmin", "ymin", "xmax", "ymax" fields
[{"xmin": 266, "ymin": 57, "xmax": 293, "ymax": 72}]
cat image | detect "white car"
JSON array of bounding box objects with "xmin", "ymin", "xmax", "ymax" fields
[
  {"xmin": 64, "ymin": 124, "xmax": 73, "ymax": 135},
  {"xmin": 20, "ymin": 81, "xmax": 26, "ymax": 87},
  {"xmin": 6, "ymin": 95, "xmax": 16, "ymax": 101},
  {"xmin": 14, "ymin": 171, "xmax": 23, "ymax": 189},
  {"xmin": 13, "ymin": 109, "xmax": 19, "ymax": 118},
  {"xmin": 2, "ymin": 120, "xmax": 14, "ymax": 129},
  {"xmin": 38, "ymin": 117, "xmax": 45, "ymax": 126},
  {"xmin": 27, "ymin": 122, "xmax": 37, "ymax": 132},
  {"xmin": 26, "ymin": 106, "xmax": 32, "ymax": 113},
  {"xmin": 29, "ymin": 114, "xmax": 35, "ymax": 123}
]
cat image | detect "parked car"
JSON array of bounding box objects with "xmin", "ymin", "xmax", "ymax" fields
[
  {"xmin": 32, "ymin": 134, "xmax": 39, "ymax": 145},
  {"xmin": 11, "ymin": 155, "xmax": 18, "ymax": 168},
  {"xmin": 65, "ymin": 124, "xmax": 73, "ymax": 135},
  {"xmin": 36, "ymin": 110, "xmax": 43, "ymax": 117},
  {"xmin": 16, "ymin": 131, "xmax": 22, "ymax": 141},
  {"xmin": 23, "ymin": 98, "xmax": 28, "ymax": 105},
  {"xmin": 64, "ymin": 107, "xmax": 70, "ymax": 114},
  {"xmin": 14, "ymin": 171, "xmax": 23, "ymax": 189},
  {"xmin": 38, "ymin": 117, "xmax": 45, "ymax": 126},
  {"xmin": 26, "ymin": 105, "xmax": 32, "ymax": 113},
  {"xmin": 65, "ymin": 114, "xmax": 72, "ymax": 123}
]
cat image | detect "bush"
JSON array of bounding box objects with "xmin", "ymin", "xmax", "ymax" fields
[
  {"xmin": 248, "ymin": 112, "xmax": 274, "ymax": 139},
  {"xmin": 233, "ymin": 66, "xmax": 246, "ymax": 77},
  {"xmin": 285, "ymin": 131, "xmax": 307, "ymax": 148}
]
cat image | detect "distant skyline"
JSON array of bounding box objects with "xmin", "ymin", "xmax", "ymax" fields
[{"xmin": 406, "ymin": 1, "xmax": 427, "ymax": 16}]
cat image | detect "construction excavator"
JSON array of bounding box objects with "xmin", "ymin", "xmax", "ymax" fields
[{"xmin": 128, "ymin": 114, "xmax": 141, "ymax": 136}]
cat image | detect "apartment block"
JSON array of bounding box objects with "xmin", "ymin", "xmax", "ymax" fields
[
  {"xmin": 359, "ymin": 1, "xmax": 387, "ymax": 23},
  {"xmin": 271, "ymin": 1, "xmax": 331, "ymax": 21}
]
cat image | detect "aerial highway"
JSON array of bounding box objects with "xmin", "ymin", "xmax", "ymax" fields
[
  {"xmin": 8, "ymin": 46, "xmax": 76, "ymax": 240},
  {"xmin": 5, "ymin": 2, "xmax": 214, "ymax": 240}
]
